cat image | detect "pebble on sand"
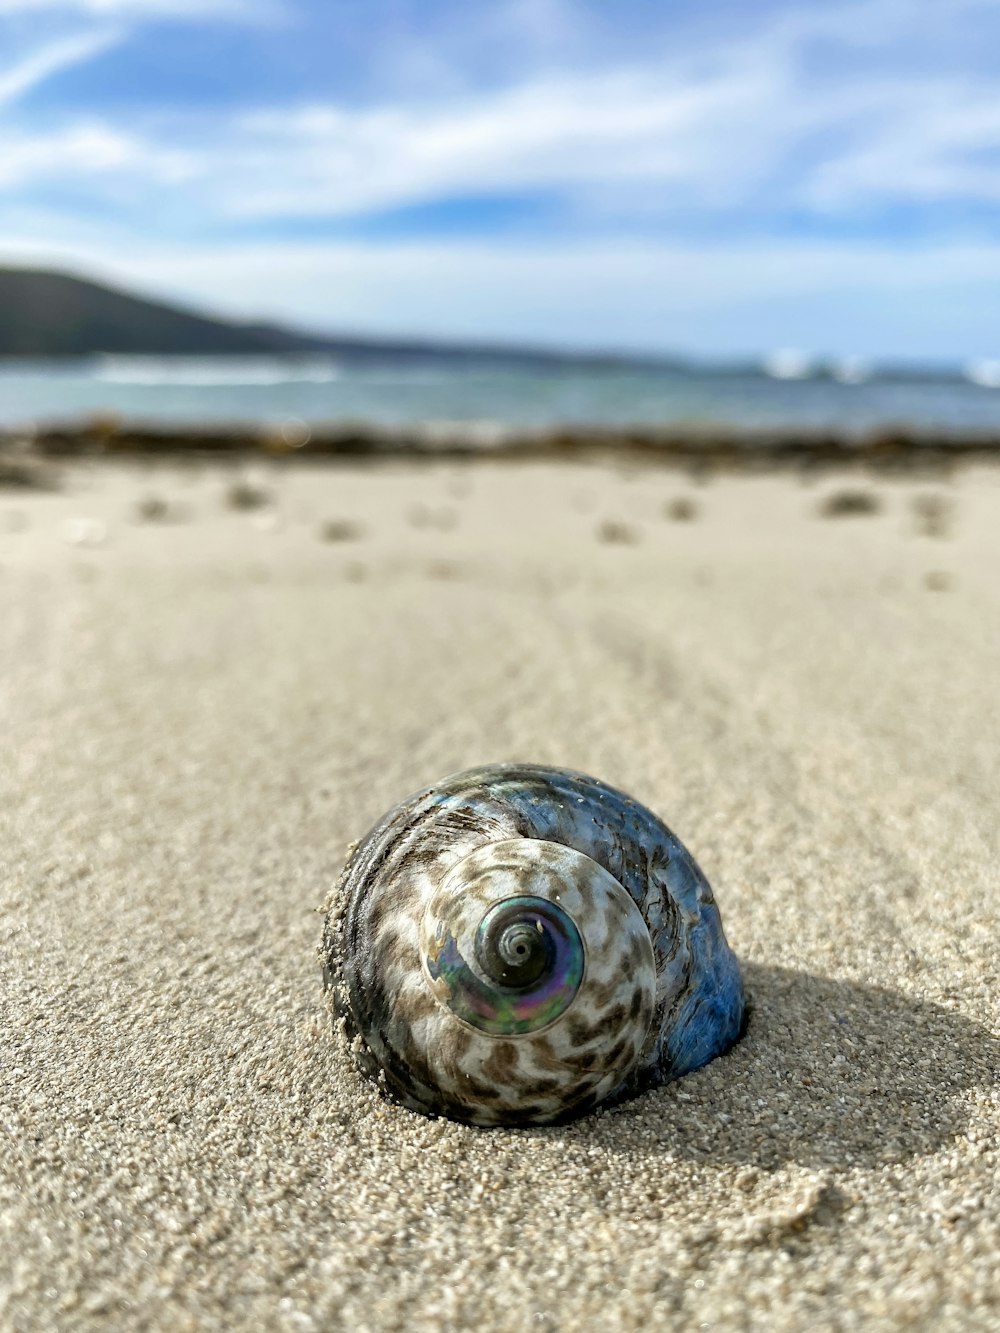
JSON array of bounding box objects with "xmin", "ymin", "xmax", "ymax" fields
[
  {"xmin": 597, "ymin": 518, "xmax": 638, "ymax": 544},
  {"xmin": 664, "ymin": 497, "xmax": 699, "ymax": 522},
  {"xmin": 319, "ymin": 518, "xmax": 364, "ymax": 542},
  {"xmin": 226, "ymin": 478, "xmax": 272, "ymax": 512},
  {"xmin": 62, "ymin": 517, "xmax": 108, "ymax": 547},
  {"xmin": 912, "ymin": 493, "xmax": 954, "ymax": 538},
  {"xmin": 818, "ymin": 489, "xmax": 882, "ymax": 518}
]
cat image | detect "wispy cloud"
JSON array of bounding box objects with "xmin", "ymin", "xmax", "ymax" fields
[
  {"xmin": 4, "ymin": 43, "xmax": 996, "ymax": 225},
  {"xmin": 5, "ymin": 0, "xmax": 1000, "ymax": 224},
  {"xmin": 0, "ymin": 30, "xmax": 120, "ymax": 107},
  {"xmin": 0, "ymin": 0, "xmax": 271, "ymax": 15},
  {"xmin": 805, "ymin": 81, "xmax": 1000, "ymax": 208},
  {"xmin": 0, "ymin": 123, "xmax": 193, "ymax": 188},
  {"xmin": 0, "ymin": 61, "xmax": 761, "ymax": 207},
  {"xmin": 226, "ymin": 65, "xmax": 782, "ymax": 219}
]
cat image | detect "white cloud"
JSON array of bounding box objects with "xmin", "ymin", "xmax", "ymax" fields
[
  {"xmin": 0, "ymin": 0, "xmax": 275, "ymax": 121},
  {"xmin": 225, "ymin": 65, "xmax": 784, "ymax": 219},
  {"xmin": 237, "ymin": 3, "xmax": 1000, "ymax": 220},
  {"xmin": 0, "ymin": 30, "xmax": 120, "ymax": 106},
  {"xmin": 0, "ymin": 58, "xmax": 789, "ymax": 208},
  {"xmin": 0, "ymin": 0, "xmax": 270, "ymax": 15},
  {"xmin": 805, "ymin": 81, "xmax": 1000, "ymax": 207},
  {"xmin": 0, "ymin": 122, "xmax": 193, "ymax": 186},
  {"xmin": 4, "ymin": 0, "xmax": 999, "ymax": 224}
]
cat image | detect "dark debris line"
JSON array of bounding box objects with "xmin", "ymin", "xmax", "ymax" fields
[{"xmin": 3, "ymin": 420, "xmax": 1000, "ymax": 470}]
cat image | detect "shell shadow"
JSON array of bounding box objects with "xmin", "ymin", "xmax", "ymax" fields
[{"xmin": 570, "ymin": 963, "xmax": 999, "ymax": 1170}]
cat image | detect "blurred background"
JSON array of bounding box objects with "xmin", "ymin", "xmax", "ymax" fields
[{"xmin": 2, "ymin": 0, "xmax": 1000, "ymax": 436}]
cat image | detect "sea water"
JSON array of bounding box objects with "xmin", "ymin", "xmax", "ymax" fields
[{"xmin": 1, "ymin": 355, "xmax": 1000, "ymax": 436}]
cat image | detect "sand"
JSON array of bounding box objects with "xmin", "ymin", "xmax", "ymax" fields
[{"xmin": 1, "ymin": 456, "xmax": 998, "ymax": 1331}]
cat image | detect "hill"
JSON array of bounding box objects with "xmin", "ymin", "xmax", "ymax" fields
[
  {"xmin": 0, "ymin": 266, "xmax": 669, "ymax": 369},
  {"xmin": 0, "ymin": 268, "xmax": 342, "ymax": 358}
]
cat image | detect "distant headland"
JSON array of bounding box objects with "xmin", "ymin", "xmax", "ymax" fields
[
  {"xmin": 0, "ymin": 264, "xmax": 992, "ymax": 390},
  {"xmin": 0, "ymin": 265, "xmax": 678, "ymax": 370}
]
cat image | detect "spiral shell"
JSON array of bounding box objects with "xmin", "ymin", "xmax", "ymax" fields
[{"xmin": 322, "ymin": 764, "xmax": 745, "ymax": 1126}]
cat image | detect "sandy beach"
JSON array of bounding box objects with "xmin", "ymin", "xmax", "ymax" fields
[{"xmin": 2, "ymin": 455, "xmax": 998, "ymax": 1331}]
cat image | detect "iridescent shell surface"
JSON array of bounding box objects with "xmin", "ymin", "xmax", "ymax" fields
[{"xmin": 322, "ymin": 763, "xmax": 745, "ymax": 1126}]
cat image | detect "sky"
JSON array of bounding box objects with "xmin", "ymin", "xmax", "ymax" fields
[{"xmin": 2, "ymin": 0, "xmax": 1000, "ymax": 361}]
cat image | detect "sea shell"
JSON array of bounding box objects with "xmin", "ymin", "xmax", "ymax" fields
[{"xmin": 322, "ymin": 763, "xmax": 745, "ymax": 1126}]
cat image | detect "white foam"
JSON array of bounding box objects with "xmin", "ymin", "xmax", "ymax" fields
[
  {"xmin": 965, "ymin": 359, "xmax": 1000, "ymax": 389},
  {"xmin": 831, "ymin": 355, "xmax": 871, "ymax": 385},
  {"xmin": 762, "ymin": 348, "xmax": 814, "ymax": 381},
  {"xmin": 90, "ymin": 356, "xmax": 341, "ymax": 387}
]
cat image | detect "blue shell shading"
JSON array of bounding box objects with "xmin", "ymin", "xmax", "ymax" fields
[{"xmin": 324, "ymin": 763, "xmax": 746, "ymax": 1122}]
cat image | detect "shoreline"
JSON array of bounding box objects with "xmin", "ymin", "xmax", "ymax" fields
[{"xmin": 4, "ymin": 417, "xmax": 1000, "ymax": 469}]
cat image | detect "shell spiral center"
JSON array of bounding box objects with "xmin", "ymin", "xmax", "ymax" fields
[
  {"xmin": 429, "ymin": 893, "xmax": 586, "ymax": 1033},
  {"xmin": 420, "ymin": 838, "xmax": 655, "ymax": 1055}
]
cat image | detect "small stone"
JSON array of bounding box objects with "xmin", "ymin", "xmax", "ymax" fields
[
  {"xmin": 818, "ymin": 490, "xmax": 882, "ymax": 518},
  {"xmin": 664, "ymin": 497, "xmax": 699, "ymax": 522},
  {"xmin": 62, "ymin": 517, "xmax": 107, "ymax": 547},
  {"xmin": 319, "ymin": 519, "xmax": 363, "ymax": 543},
  {"xmin": 135, "ymin": 496, "xmax": 171, "ymax": 523},
  {"xmin": 597, "ymin": 519, "xmax": 638, "ymax": 544},
  {"xmin": 924, "ymin": 570, "xmax": 952, "ymax": 592},
  {"xmin": 226, "ymin": 478, "xmax": 271, "ymax": 511},
  {"xmin": 912, "ymin": 493, "xmax": 954, "ymax": 538}
]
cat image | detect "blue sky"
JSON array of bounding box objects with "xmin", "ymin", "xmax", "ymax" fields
[{"xmin": 2, "ymin": 0, "xmax": 1000, "ymax": 360}]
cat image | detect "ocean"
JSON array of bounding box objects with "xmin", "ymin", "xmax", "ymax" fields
[{"xmin": 2, "ymin": 354, "xmax": 1000, "ymax": 436}]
